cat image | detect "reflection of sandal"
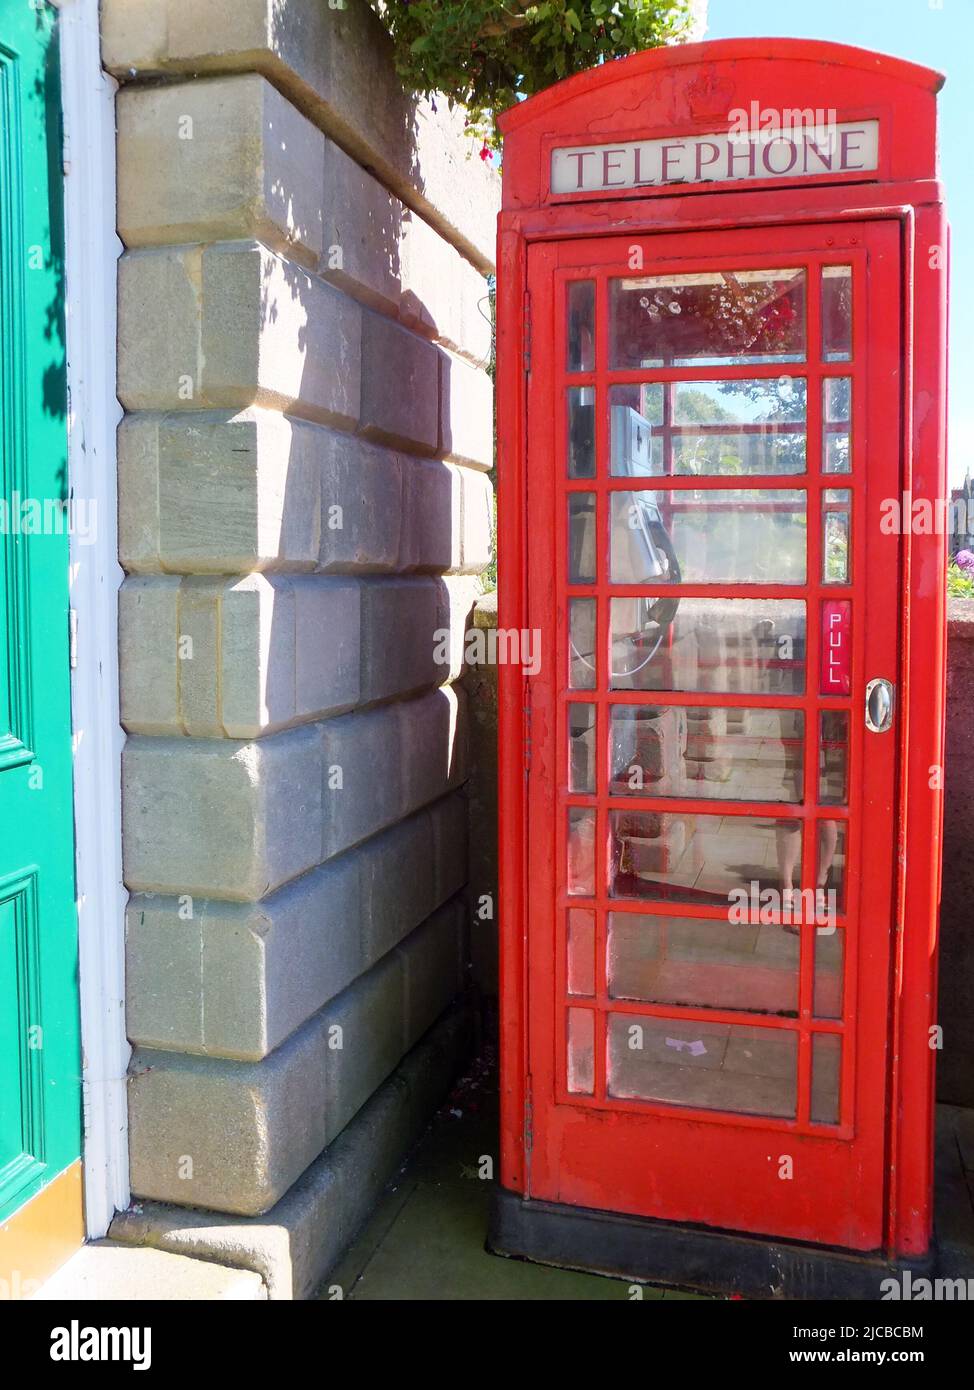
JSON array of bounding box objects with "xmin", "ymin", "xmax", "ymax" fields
[
  {"xmin": 815, "ymin": 886, "xmax": 837, "ymax": 931},
  {"xmin": 781, "ymin": 887, "xmax": 800, "ymax": 934}
]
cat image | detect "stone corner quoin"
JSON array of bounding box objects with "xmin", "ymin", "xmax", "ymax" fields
[{"xmin": 106, "ymin": 0, "xmax": 498, "ymax": 1276}]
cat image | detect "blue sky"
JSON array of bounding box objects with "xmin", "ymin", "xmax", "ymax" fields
[{"xmin": 705, "ymin": 0, "xmax": 971, "ymax": 482}]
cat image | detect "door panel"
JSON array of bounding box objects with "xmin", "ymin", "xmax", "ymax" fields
[
  {"xmin": 526, "ymin": 222, "xmax": 900, "ymax": 1250},
  {"xmin": 0, "ymin": 0, "xmax": 81, "ymax": 1245}
]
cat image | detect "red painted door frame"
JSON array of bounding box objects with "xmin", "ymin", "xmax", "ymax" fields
[{"xmin": 521, "ymin": 220, "xmax": 898, "ymax": 1251}]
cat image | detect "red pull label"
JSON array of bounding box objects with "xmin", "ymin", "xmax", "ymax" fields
[{"xmin": 821, "ymin": 600, "xmax": 852, "ymax": 696}]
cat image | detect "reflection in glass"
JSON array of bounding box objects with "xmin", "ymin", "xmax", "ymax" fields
[
  {"xmin": 610, "ymin": 489, "xmax": 806, "ymax": 585},
  {"xmin": 813, "ymin": 929, "xmax": 843, "ymax": 1020},
  {"xmin": 610, "ymin": 379, "xmax": 807, "ymax": 477},
  {"xmin": 568, "ymin": 807, "xmax": 596, "ymax": 896},
  {"xmin": 610, "ymin": 387, "xmax": 664, "ymax": 475},
  {"xmin": 811, "ymin": 1033, "xmax": 842, "ymax": 1124},
  {"xmin": 567, "ymin": 280, "xmax": 595, "ymax": 373},
  {"xmin": 823, "ymin": 377, "xmax": 852, "ymax": 473},
  {"xmin": 610, "ymin": 705, "xmax": 804, "ymax": 802},
  {"xmin": 818, "ymin": 819, "xmax": 847, "ymax": 914},
  {"xmin": 567, "ymin": 387, "xmax": 596, "ymax": 478},
  {"xmin": 569, "ymin": 704, "xmax": 596, "ymax": 794},
  {"xmin": 607, "ymin": 912, "xmax": 799, "ymax": 1014},
  {"xmin": 567, "ymin": 1008, "xmax": 595, "ymax": 1094},
  {"xmin": 819, "ymin": 710, "xmax": 849, "ymax": 805},
  {"xmin": 607, "ymin": 1013, "xmax": 798, "ymax": 1118},
  {"xmin": 610, "ymin": 269, "xmax": 806, "ymax": 369},
  {"xmin": 567, "ymin": 909, "xmax": 596, "ymax": 997},
  {"xmin": 822, "ymin": 266, "xmax": 852, "ymax": 362},
  {"xmin": 569, "ymin": 598, "xmax": 596, "ymax": 690},
  {"xmin": 608, "ymin": 810, "xmax": 802, "ymax": 906},
  {"xmin": 609, "ymin": 597, "xmax": 806, "ymax": 694},
  {"xmin": 823, "ymin": 489, "xmax": 851, "ymax": 584},
  {"xmin": 568, "ymin": 492, "xmax": 596, "ymax": 584}
]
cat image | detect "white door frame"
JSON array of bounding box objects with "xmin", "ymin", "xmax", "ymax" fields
[{"xmin": 58, "ymin": 0, "xmax": 130, "ymax": 1238}]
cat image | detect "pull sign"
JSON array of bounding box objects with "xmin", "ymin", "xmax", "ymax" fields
[{"xmin": 821, "ymin": 600, "xmax": 851, "ymax": 696}]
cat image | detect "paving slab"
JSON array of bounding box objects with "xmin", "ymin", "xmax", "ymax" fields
[
  {"xmin": 321, "ymin": 1055, "xmax": 690, "ymax": 1302},
  {"xmin": 35, "ymin": 1241, "xmax": 266, "ymax": 1300}
]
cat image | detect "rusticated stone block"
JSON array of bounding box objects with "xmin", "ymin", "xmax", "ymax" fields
[
  {"xmin": 358, "ymin": 311, "xmax": 439, "ymax": 455},
  {"xmin": 118, "ymin": 74, "xmax": 324, "ymax": 266},
  {"xmin": 127, "ymin": 900, "xmax": 465, "ymax": 1214},
  {"xmin": 118, "ymin": 242, "xmax": 361, "ymax": 428},
  {"xmin": 101, "ymin": 0, "xmax": 499, "ymax": 272},
  {"xmin": 122, "ymin": 727, "xmax": 323, "ymax": 900}
]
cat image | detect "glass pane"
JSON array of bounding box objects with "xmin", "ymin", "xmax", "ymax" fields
[
  {"xmin": 567, "ymin": 387, "xmax": 596, "ymax": 479},
  {"xmin": 609, "ymin": 810, "xmax": 802, "ymax": 906},
  {"xmin": 811, "ymin": 1033, "xmax": 842, "ymax": 1124},
  {"xmin": 610, "ymin": 489, "xmax": 806, "ymax": 585},
  {"xmin": 568, "ymin": 807, "xmax": 596, "ymax": 896},
  {"xmin": 610, "ymin": 379, "xmax": 807, "ymax": 477},
  {"xmin": 610, "ymin": 597, "xmax": 806, "ymax": 694},
  {"xmin": 813, "ymin": 928, "xmax": 843, "ymax": 1019},
  {"xmin": 610, "ymin": 268, "xmax": 806, "ymax": 369},
  {"xmin": 608, "ymin": 912, "xmax": 799, "ymax": 1014},
  {"xmin": 823, "ymin": 377, "xmax": 851, "ymax": 473},
  {"xmin": 567, "ymin": 280, "xmax": 595, "ymax": 373},
  {"xmin": 610, "ymin": 387, "xmax": 664, "ymax": 475},
  {"xmin": 567, "ymin": 909, "xmax": 596, "ymax": 997},
  {"xmin": 819, "ymin": 710, "xmax": 849, "ymax": 805},
  {"xmin": 569, "ymin": 703, "xmax": 596, "ymax": 793},
  {"xmin": 567, "ymin": 1008, "xmax": 595, "ymax": 1095},
  {"xmin": 607, "ymin": 1014, "xmax": 797, "ymax": 1118},
  {"xmin": 818, "ymin": 819, "xmax": 847, "ymax": 914},
  {"xmin": 821, "ymin": 266, "xmax": 852, "ymax": 362},
  {"xmin": 610, "ymin": 705, "xmax": 804, "ymax": 802},
  {"xmin": 568, "ymin": 493, "xmax": 596, "ymax": 584},
  {"xmin": 569, "ymin": 598, "xmax": 596, "ymax": 690},
  {"xmin": 822, "ymin": 488, "xmax": 851, "ymax": 583}
]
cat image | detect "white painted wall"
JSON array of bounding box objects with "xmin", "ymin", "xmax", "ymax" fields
[{"xmin": 59, "ymin": 0, "xmax": 130, "ymax": 1239}]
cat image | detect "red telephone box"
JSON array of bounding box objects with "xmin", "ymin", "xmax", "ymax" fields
[{"xmin": 491, "ymin": 39, "xmax": 947, "ymax": 1297}]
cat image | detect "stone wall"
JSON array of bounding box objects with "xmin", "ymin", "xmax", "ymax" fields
[
  {"xmin": 102, "ymin": 0, "xmax": 498, "ymax": 1297},
  {"xmin": 940, "ymin": 598, "xmax": 974, "ymax": 1107},
  {"xmin": 464, "ymin": 592, "xmax": 499, "ymax": 998}
]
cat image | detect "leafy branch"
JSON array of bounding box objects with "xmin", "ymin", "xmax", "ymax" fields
[{"xmin": 379, "ymin": 1, "xmax": 695, "ymax": 152}]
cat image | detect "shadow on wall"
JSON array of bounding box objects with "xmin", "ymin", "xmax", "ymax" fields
[{"xmin": 214, "ymin": 55, "xmax": 495, "ymax": 920}]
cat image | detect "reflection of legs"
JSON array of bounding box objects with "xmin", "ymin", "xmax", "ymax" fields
[
  {"xmin": 776, "ymin": 823, "xmax": 801, "ymax": 909},
  {"xmin": 817, "ymin": 819, "xmax": 838, "ymax": 887},
  {"xmin": 816, "ymin": 819, "xmax": 839, "ymax": 922}
]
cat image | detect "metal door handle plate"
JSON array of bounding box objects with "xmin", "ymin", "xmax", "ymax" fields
[{"xmin": 865, "ymin": 678, "xmax": 894, "ymax": 733}]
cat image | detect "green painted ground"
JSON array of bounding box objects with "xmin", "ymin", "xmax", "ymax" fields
[{"xmin": 320, "ymin": 1055, "xmax": 711, "ymax": 1302}]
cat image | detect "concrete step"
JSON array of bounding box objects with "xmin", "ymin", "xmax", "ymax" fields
[{"xmin": 33, "ymin": 1241, "xmax": 267, "ymax": 1300}]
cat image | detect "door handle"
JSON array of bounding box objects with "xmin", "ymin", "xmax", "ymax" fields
[{"xmin": 865, "ymin": 678, "xmax": 894, "ymax": 733}]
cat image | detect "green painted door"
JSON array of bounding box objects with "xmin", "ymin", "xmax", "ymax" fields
[{"xmin": 0, "ymin": 1, "xmax": 81, "ymax": 1233}]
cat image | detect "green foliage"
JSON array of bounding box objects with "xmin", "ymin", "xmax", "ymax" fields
[
  {"xmin": 947, "ymin": 560, "xmax": 974, "ymax": 598},
  {"xmin": 379, "ymin": 1, "xmax": 695, "ymax": 150}
]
